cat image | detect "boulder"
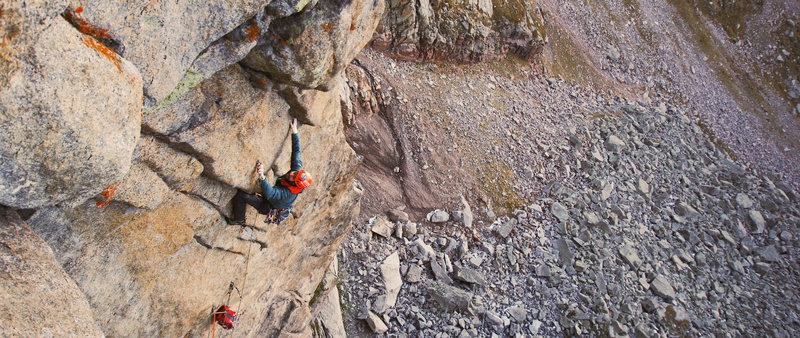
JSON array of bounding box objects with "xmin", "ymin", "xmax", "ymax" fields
[
  {"xmin": 427, "ymin": 209, "xmax": 450, "ymax": 223},
  {"xmin": 0, "ymin": 207, "xmax": 103, "ymax": 336},
  {"xmin": 371, "ymin": 216, "xmax": 395, "ymax": 238},
  {"xmin": 650, "ymin": 275, "xmax": 676, "ymax": 301},
  {"xmin": 242, "ymin": 0, "xmax": 385, "ymax": 89},
  {"xmin": 380, "ymin": 252, "xmax": 402, "ymax": 309},
  {"xmin": 65, "ymin": 0, "xmax": 267, "ymax": 103},
  {"xmin": 427, "ymin": 282, "xmax": 474, "ymax": 313},
  {"xmin": 0, "ymin": 17, "xmax": 142, "ymax": 209},
  {"xmin": 454, "ymin": 266, "xmax": 487, "ymax": 286},
  {"xmin": 366, "ymin": 311, "xmax": 388, "ymax": 334}
]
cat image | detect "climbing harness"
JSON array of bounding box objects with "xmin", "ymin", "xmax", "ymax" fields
[{"xmin": 264, "ymin": 207, "xmax": 291, "ymax": 224}]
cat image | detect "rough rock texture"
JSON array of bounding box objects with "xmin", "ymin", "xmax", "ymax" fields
[
  {"xmin": 64, "ymin": 0, "xmax": 267, "ymax": 103},
  {"xmin": 242, "ymin": 0, "xmax": 386, "ymax": 89},
  {"xmin": 371, "ymin": 0, "xmax": 546, "ymax": 62},
  {"xmin": 1, "ymin": 0, "xmax": 383, "ymax": 336},
  {"xmin": 0, "ymin": 15, "xmax": 142, "ymax": 209},
  {"xmin": 0, "ymin": 207, "xmax": 103, "ymax": 337}
]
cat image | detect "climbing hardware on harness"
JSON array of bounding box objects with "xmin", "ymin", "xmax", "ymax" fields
[{"xmin": 214, "ymin": 305, "xmax": 237, "ymax": 330}]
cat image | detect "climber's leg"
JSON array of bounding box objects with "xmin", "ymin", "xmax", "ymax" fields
[{"xmin": 231, "ymin": 189, "xmax": 263, "ymax": 223}]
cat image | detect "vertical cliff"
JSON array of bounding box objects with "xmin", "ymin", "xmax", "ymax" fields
[{"xmin": 0, "ymin": 0, "xmax": 383, "ymax": 336}]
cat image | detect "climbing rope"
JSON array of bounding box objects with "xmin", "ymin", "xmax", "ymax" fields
[{"xmin": 208, "ymin": 213, "xmax": 260, "ymax": 337}]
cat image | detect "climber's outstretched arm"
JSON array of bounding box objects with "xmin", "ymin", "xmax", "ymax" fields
[{"xmin": 290, "ymin": 118, "xmax": 303, "ymax": 171}]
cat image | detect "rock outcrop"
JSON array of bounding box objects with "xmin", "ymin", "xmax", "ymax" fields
[
  {"xmin": 1, "ymin": 0, "xmax": 383, "ymax": 336},
  {"xmin": 0, "ymin": 207, "xmax": 103, "ymax": 336},
  {"xmin": 371, "ymin": 0, "xmax": 546, "ymax": 62}
]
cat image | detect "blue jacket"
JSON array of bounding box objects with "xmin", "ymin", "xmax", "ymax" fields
[{"xmin": 259, "ymin": 133, "xmax": 302, "ymax": 209}]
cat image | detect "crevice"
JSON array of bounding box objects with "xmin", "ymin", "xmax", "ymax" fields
[
  {"xmin": 61, "ymin": 6, "xmax": 124, "ymax": 55},
  {"xmin": 193, "ymin": 235, "xmax": 244, "ymax": 256},
  {"xmin": 240, "ymin": 237, "xmax": 269, "ymax": 251}
]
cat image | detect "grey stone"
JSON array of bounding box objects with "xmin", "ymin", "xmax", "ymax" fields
[
  {"xmin": 605, "ymin": 135, "xmax": 626, "ymax": 152},
  {"xmin": 551, "ymin": 202, "xmax": 569, "ymax": 222},
  {"xmin": 428, "ymin": 209, "xmax": 450, "ymax": 223},
  {"xmin": 431, "ymin": 258, "xmax": 453, "ymax": 284},
  {"xmin": 454, "ymin": 266, "xmax": 487, "ymax": 285},
  {"xmin": 650, "ymin": 275, "xmax": 676, "ymax": 301},
  {"xmin": 748, "ymin": 210, "xmax": 766, "ymax": 233},
  {"xmin": 535, "ymin": 264, "xmax": 552, "ymax": 277},
  {"xmin": 371, "ymin": 216, "xmax": 395, "ymax": 238},
  {"xmin": 460, "ymin": 195, "xmax": 474, "ymax": 228},
  {"xmin": 754, "ymin": 262, "xmax": 771, "ymax": 274},
  {"xmin": 507, "ymin": 306, "xmax": 527, "ymax": 323},
  {"xmin": 406, "ymin": 264, "xmax": 423, "ymax": 283},
  {"xmin": 494, "ymin": 218, "xmax": 516, "ymax": 238},
  {"xmin": 736, "ymin": 193, "xmax": 754, "ymax": 209},
  {"xmin": 556, "ymin": 239, "xmax": 574, "ymax": 267},
  {"xmin": 413, "ymin": 238, "xmax": 435, "ymax": 261},
  {"xmin": 366, "ymin": 311, "xmax": 388, "ymax": 334},
  {"xmin": 757, "ymin": 245, "xmax": 781, "ymax": 262},
  {"xmin": 486, "ymin": 311, "xmax": 504, "ymax": 325},
  {"xmin": 427, "ymin": 282, "xmax": 474, "ymax": 313},
  {"xmin": 380, "ymin": 252, "xmax": 402, "ymax": 309},
  {"xmin": 583, "ymin": 211, "xmax": 601, "ymax": 226},
  {"xmin": 388, "ymin": 208, "xmax": 410, "ymax": 223},
  {"xmin": 637, "ymin": 178, "xmax": 650, "ymax": 195},
  {"xmin": 405, "ymin": 222, "xmax": 419, "ymax": 237}
]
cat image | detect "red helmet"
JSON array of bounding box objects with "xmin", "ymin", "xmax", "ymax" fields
[{"xmin": 295, "ymin": 169, "xmax": 312, "ymax": 188}]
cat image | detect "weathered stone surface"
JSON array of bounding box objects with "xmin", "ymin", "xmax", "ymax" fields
[
  {"xmin": 68, "ymin": 0, "xmax": 267, "ymax": 103},
  {"xmin": 757, "ymin": 245, "xmax": 781, "ymax": 262},
  {"xmin": 242, "ymin": 0, "xmax": 385, "ymax": 89},
  {"xmin": 0, "ymin": 207, "xmax": 104, "ymax": 337},
  {"xmin": 427, "ymin": 282, "xmax": 474, "ymax": 313},
  {"xmin": 136, "ymin": 135, "xmax": 204, "ymax": 187},
  {"xmin": 0, "ymin": 17, "xmax": 142, "ymax": 209},
  {"xmin": 431, "ymin": 257, "xmax": 454, "ymax": 284},
  {"xmin": 145, "ymin": 64, "xmax": 291, "ymax": 190},
  {"xmin": 413, "ymin": 238, "xmax": 435, "ymax": 261},
  {"xmin": 454, "ymin": 266, "xmax": 487, "ymax": 285},
  {"xmin": 651, "ymin": 275, "xmax": 676, "ymax": 301},
  {"xmin": 114, "ymin": 162, "xmax": 173, "ymax": 210},
  {"xmin": 311, "ymin": 286, "xmax": 346, "ymax": 338},
  {"xmin": 380, "ymin": 252, "xmax": 402, "ymax": 309},
  {"xmin": 387, "ymin": 208, "xmax": 410, "ymax": 223},
  {"xmin": 27, "ymin": 82, "xmax": 362, "ymax": 336},
  {"xmin": 551, "ymin": 202, "xmax": 569, "ymax": 222},
  {"xmin": 371, "ymin": 216, "xmax": 395, "ymax": 238},
  {"xmin": 365, "ymin": 311, "xmax": 388, "ymax": 334},
  {"xmin": 372, "ymin": 0, "xmax": 546, "ymax": 62},
  {"xmin": 618, "ymin": 244, "xmax": 642, "ymax": 269},
  {"xmin": 460, "ymin": 195, "xmax": 474, "ymax": 228},
  {"xmin": 406, "ymin": 264, "xmax": 423, "ymax": 283},
  {"xmin": 427, "ymin": 209, "xmax": 450, "ymax": 223}
]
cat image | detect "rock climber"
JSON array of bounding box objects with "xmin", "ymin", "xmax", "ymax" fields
[{"xmin": 229, "ymin": 118, "xmax": 312, "ymax": 225}]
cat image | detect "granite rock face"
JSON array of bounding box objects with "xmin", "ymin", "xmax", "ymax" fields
[
  {"xmin": 0, "ymin": 15, "xmax": 142, "ymax": 209},
  {"xmin": 0, "ymin": 207, "xmax": 103, "ymax": 337},
  {"xmin": 1, "ymin": 0, "xmax": 381, "ymax": 336}
]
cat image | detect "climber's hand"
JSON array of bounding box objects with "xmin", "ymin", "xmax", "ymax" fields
[
  {"xmin": 256, "ymin": 160, "xmax": 265, "ymax": 179},
  {"xmin": 290, "ymin": 118, "xmax": 298, "ymax": 134}
]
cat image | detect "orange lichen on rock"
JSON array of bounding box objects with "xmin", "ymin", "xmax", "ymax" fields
[
  {"xmin": 63, "ymin": 6, "xmax": 112, "ymax": 40},
  {"xmin": 96, "ymin": 182, "xmax": 120, "ymax": 210},
  {"xmin": 82, "ymin": 37, "xmax": 122, "ymax": 72},
  {"xmin": 244, "ymin": 20, "xmax": 260, "ymax": 42}
]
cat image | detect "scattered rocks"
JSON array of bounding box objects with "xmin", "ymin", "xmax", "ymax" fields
[{"xmin": 454, "ymin": 266, "xmax": 487, "ymax": 286}]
